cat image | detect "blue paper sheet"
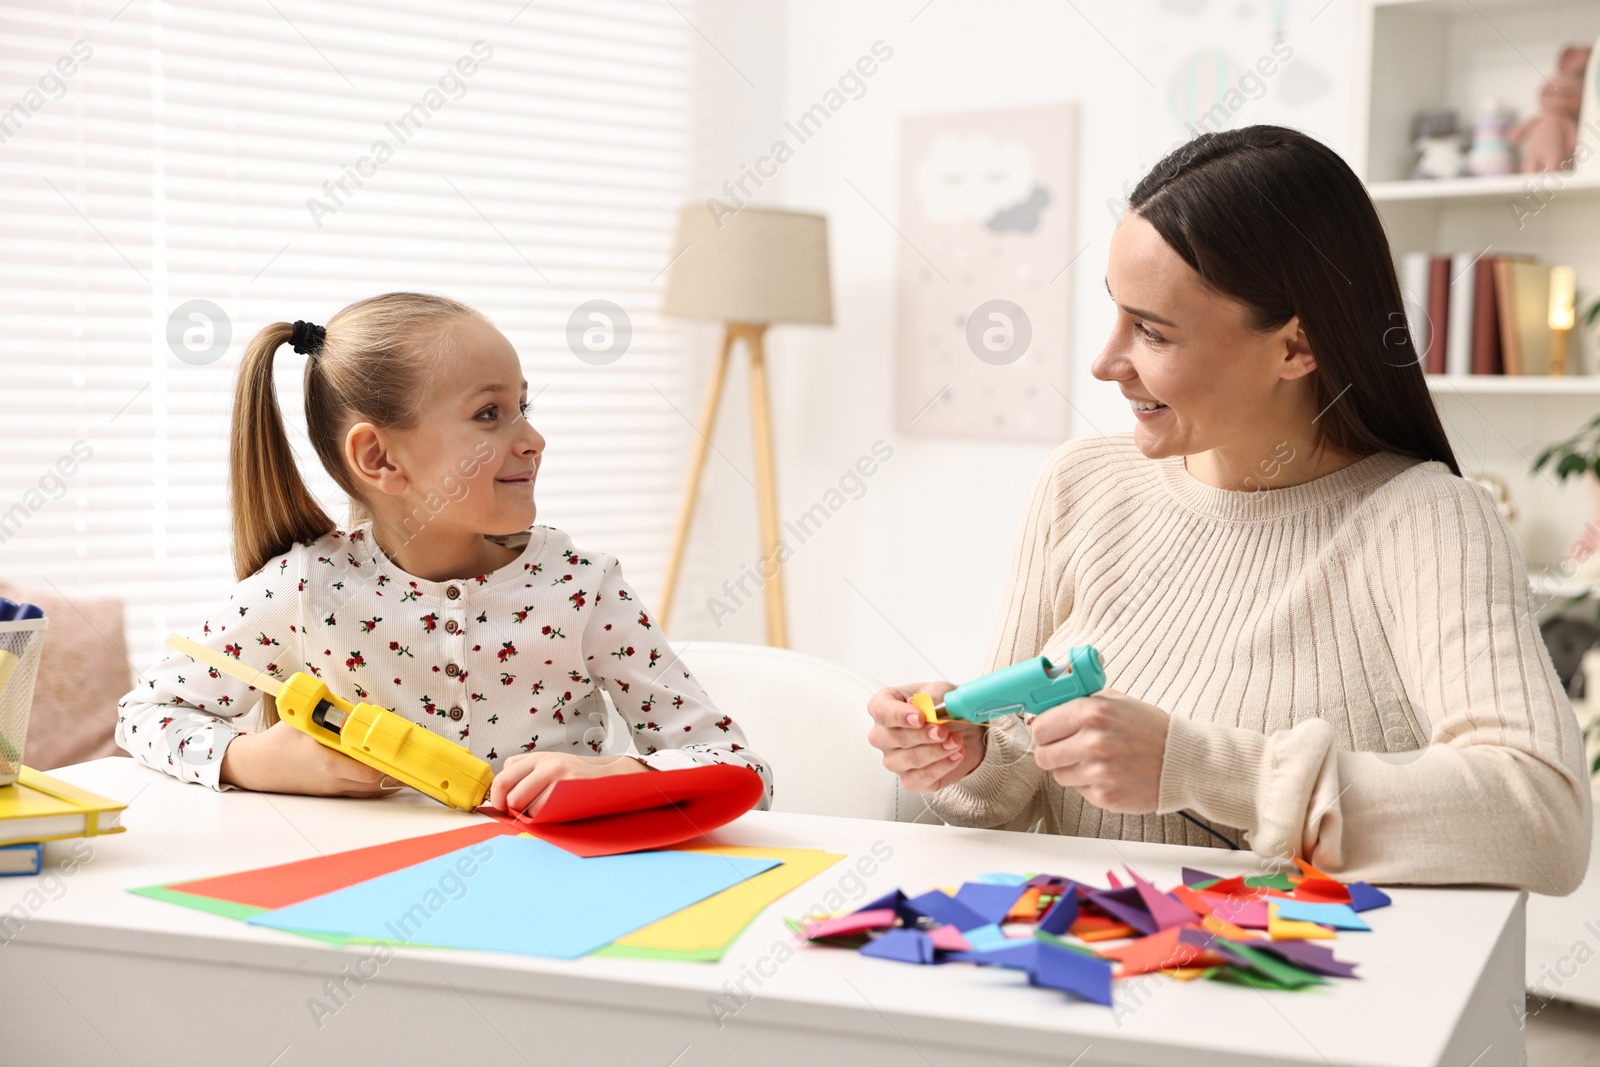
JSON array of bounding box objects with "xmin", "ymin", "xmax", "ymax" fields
[
  {"xmin": 861, "ymin": 927, "xmax": 935, "ymax": 964},
  {"xmin": 1347, "ymin": 881, "xmax": 1392, "ymax": 912},
  {"xmin": 245, "ymin": 837, "xmax": 780, "ymax": 959},
  {"xmin": 954, "ymin": 881, "xmax": 1027, "ymax": 926},
  {"xmin": 906, "ymin": 889, "xmax": 990, "ymax": 931},
  {"xmin": 946, "ymin": 941, "xmax": 1040, "ymax": 970},
  {"xmin": 962, "ymin": 923, "xmax": 1013, "ymax": 952},
  {"xmin": 1035, "ymin": 885, "xmax": 1079, "ymax": 935},
  {"xmin": 1029, "ymin": 941, "xmax": 1114, "ymax": 1005},
  {"xmin": 1270, "ymin": 898, "xmax": 1371, "ymax": 931},
  {"xmin": 976, "ymin": 871, "xmax": 1029, "ymax": 886}
]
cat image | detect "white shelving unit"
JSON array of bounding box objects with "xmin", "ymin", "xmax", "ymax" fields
[
  {"xmin": 1368, "ymin": 170, "xmax": 1600, "ymax": 203},
  {"xmin": 1354, "ymin": 0, "xmax": 1600, "ymax": 382},
  {"xmin": 1425, "ymin": 374, "xmax": 1600, "ymax": 393},
  {"xmin": 1355, "ymin": 2, "xmax": 1600, "ymax": 1004},
  {"xmin": 1352, "ymin": 0, "xmax": 1600, "ymax": 573}
]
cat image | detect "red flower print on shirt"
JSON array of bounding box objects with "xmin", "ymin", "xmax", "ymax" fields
[
  {"xmin": 569, "ymin": 590, "xmax": 587, "ymax": 610},
  {"xmin": 420, "ymin": 613, "xmax": 439, "ymax": 633},
  {"xmin": 498, "ymin": 641, "xmax": 517, "ymax": 662}
]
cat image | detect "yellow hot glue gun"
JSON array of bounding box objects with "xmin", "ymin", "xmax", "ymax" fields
[{"xmin": 165, "ymin": 634, "xmax": 494, "ymax": 811}]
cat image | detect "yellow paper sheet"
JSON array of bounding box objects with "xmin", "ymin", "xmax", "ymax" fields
[
  {"xmin": 611, "ymin": 845, "xmax": 845, "ymax": 953},
  {"xmin": 1267, "ymin": 903, "xmax": 1336, "ymax": 941}
]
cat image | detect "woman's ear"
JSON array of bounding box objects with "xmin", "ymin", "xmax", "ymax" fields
[
  {"xmin": 345, "ymin": 422, "xmax": 408, "ymax": 497},
  {"xmin": 1278, "ymin": 316, "xmax": 1318, "ymax": 380}
]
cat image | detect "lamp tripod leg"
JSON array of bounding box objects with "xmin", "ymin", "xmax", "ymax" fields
[
  {"xmin": 659, "ymin": 327, "xmax": 734, "ymax": 634},
  {"xmin": 745, "ymin": 325, "xmax": 789, "ymax": 648}
]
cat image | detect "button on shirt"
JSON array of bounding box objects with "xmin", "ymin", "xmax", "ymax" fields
[{"xmin": 115, "ymin": 523, "xmax": 772, "ymax": 805}]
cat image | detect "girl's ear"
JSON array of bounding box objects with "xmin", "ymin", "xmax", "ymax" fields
[{"xmin": 345, "ymin": 421, "xmax": 408, "ymax": 497}]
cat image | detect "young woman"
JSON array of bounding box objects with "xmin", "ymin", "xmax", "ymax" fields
[{"xmin": 867, "ymin": 126, "xmax": 1589, "ymax": 893}]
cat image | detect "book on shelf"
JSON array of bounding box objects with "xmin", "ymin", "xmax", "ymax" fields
[
  {"xmin": 0, "ymin": 766, "xmax": 126, "ymax": 849},
  {"xmin": 1498, "ymin": 258, "xmax": 1554, "ymax": 375},
  {"xmin": 1425, "ymin": 254, "xmax": 1451, "ymax": 375},
  {"xmin": 1401, "ymin": 251, "xmax": 1573, "ymax": 376},
  {"xmin": 1446, "ymin": 252, "xmax": 1477, "ymax": 376},
  {"xmin": 1470, "ymin": 255, "xmax": 1501, "ymax": 376}
]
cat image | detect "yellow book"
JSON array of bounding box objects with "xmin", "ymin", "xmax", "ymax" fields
[{"xmin": 0, "ymin": 766, "xmax": 127, "ymax": 848}]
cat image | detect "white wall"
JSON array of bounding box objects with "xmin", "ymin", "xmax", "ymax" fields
[{"xmin": 667, "ymin": 0, "xmax": 1360, "ymax": 687}]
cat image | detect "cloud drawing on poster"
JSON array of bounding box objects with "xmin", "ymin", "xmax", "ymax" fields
[{"xmin": 914, "ymin": 134, "xmax": 1051, "ymax": 233}]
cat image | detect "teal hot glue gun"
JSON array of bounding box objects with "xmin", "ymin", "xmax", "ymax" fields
[
  {"xmin": 910, "ymin": 643, "xmax": 1243, "ymax": 851},
  {"xmin": 909, "ymin": 645, "xmax": 1106, "ymax": 726}
]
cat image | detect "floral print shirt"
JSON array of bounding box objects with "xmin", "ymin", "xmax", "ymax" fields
[{"xmin": 115, "ymin": 523, "xmax": 771, "ymax": 806}]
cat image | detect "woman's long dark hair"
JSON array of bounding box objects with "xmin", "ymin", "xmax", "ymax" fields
[{"xmin": 1128, "ymin": 125, "xmax": 1461, "ymax": 476}]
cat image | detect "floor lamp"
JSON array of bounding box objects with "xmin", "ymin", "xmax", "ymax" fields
[{"xmin": 658, "ymin": 205, "xmax": 833, "ymax": 648}]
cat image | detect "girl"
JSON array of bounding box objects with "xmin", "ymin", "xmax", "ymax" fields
[
  {"xmin": 117, "ymin": 292, "xmax": 771, "ymax": 819},
  {"xmin": 867, "ymin": 126, "xmax": 1589, "ymax": 892}
]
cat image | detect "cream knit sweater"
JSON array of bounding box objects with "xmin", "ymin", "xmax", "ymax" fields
[{"xmin": 928, "ymin": 433, "xmax": 1593, "ymax": 893}]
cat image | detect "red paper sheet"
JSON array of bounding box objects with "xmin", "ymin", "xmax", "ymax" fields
[
  {"xmin": 480, "ymin": 763, "xmax": 766, "ymax": 857},
  {"xmin": 166, "ymin": 821, "xmax": 513, "ymax": 909}
]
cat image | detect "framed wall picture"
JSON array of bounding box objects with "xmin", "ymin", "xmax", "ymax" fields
[{"xmin": 894, "ymin": 103, "xmax": 1079, "ymax": 441}]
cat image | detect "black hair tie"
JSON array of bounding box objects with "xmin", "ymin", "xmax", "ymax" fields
[{"xmin": 290, "ymin": 320, "xmax": 326, "ymax": 356}]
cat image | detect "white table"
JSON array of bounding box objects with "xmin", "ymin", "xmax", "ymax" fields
[
  {"xmin": 1525, "ymin": 792, "xmax": 1600, "ymax": 1008},
  {"xmin": 0, "ymin": 758, "xmax": 1525, "ymax": 1067}
]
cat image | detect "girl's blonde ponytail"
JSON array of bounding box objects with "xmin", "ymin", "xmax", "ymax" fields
[{"xmin": 229, "ymin": 322, "xmax": 337, "ymax": 582}]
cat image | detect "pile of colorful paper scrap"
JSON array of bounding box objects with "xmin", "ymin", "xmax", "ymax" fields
[{"xmin": 790, "ymin": 858, "xmax": 1392, "ymax": 1006}]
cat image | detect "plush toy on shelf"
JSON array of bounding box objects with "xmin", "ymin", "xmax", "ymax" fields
[
  {"xmin": 1410, "ymin": 109, "xmax": 1467, "ymax": 179},
  {"xmin": 1508, "ymin": 45, "xmax": 1593, "ymax": 174}
]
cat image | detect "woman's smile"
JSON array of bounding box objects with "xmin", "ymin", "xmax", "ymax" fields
[{"xmin": 1124, "ymin": 392, "xmax": 1170, "ymax": 420}]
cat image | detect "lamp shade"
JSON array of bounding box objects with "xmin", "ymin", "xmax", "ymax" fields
[{"xmin": 662, "ymin": 205, "xmax": 833, "ymax": 326}]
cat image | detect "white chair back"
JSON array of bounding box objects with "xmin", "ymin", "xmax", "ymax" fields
[{"xmin": 662, "ymin": 640, "xmax": 900, "ymax": 821}]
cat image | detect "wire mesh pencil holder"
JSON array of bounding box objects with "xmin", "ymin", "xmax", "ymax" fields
[{"xmin": 0, "ymin": 617, "xmax": 48, "ymax": 786}]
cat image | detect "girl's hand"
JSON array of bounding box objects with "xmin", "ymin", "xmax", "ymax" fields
[
  {"xmin": 219, "ymin": 721, "xmax": 403, "ymax": 798},
  {"xmin": 866, "ymin": 682, "xmax": 986, "ymax": 793},
  {"xmin": 1030, "ymin": 687, "xmax": 1170, "ymax": 813},
  {"xmin": 488, "ymin": 752, "xmax": 650, "ymax": 821}
]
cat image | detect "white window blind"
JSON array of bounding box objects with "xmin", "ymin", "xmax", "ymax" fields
[{"xmin": 0, "ymin": 0, "xmax": 699, "ymax": 672}]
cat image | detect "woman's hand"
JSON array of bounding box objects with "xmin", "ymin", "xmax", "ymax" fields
[
  {"xmin": 488, "ymin": 752, "xmax": 650, "ymax": 821},
  {"xmin": 1030, "ymin": 687, "xmax": 1170, "ymax": 813},
  {"xmin": 219, "ymin": 722, "xmax": 403, "ymax": 798},
  {"xmin": 867, "ymin": 682, "xmax": 986, "ymax": 793}
]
